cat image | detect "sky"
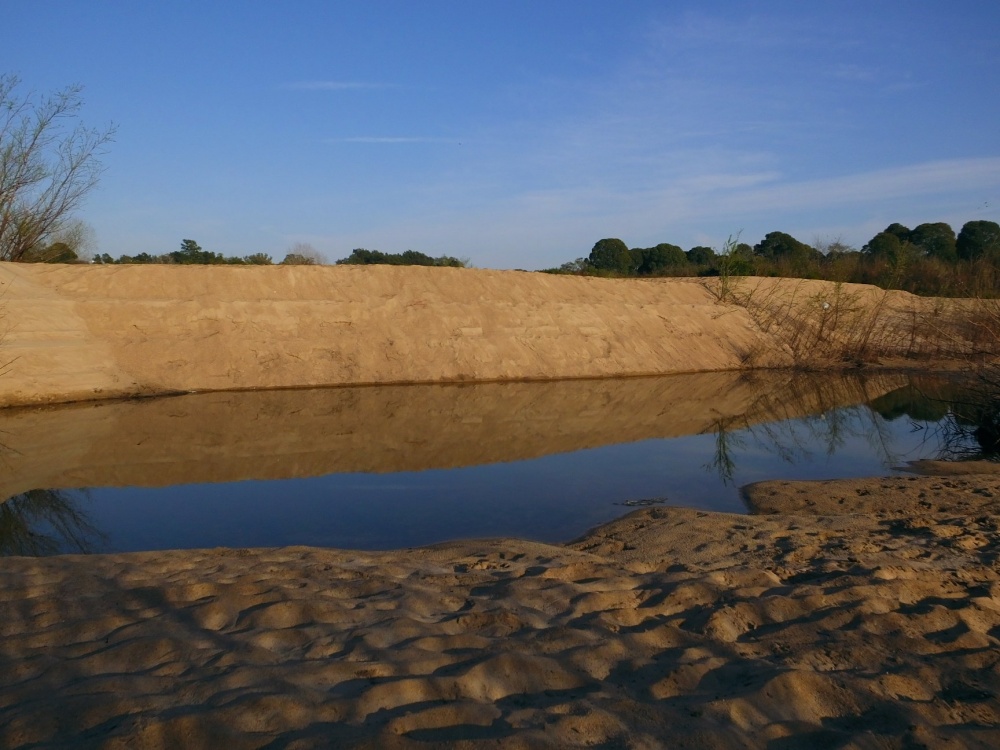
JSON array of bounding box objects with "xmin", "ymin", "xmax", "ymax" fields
[{"xmin": 3, "ymin": 0, "xmax": 1000, "ymax": 269}]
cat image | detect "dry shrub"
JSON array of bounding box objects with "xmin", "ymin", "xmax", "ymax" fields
[{"xmin": 707, "ymin": 277, "xmax": 1000, "ymax": 370}]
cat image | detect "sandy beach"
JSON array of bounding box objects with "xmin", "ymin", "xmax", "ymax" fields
[
  {"xmin": 1, "ymin": 264, "xmax": 998, "ymax": 747},
  {"xmin": 2, "ymin": 463, "xmax": 998, "ymax": 748}
]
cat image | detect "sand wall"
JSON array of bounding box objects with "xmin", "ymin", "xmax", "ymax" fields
[{"xmin": 0, "ymin": 262, "xmax": 795, "ymax": 406}]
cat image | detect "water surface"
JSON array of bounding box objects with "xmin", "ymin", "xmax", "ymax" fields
[{"xmin": 0, "ymin": 371, "xmax": 990, "ymax": 555}]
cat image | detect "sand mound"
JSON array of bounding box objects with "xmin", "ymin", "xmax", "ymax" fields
[
  {"xmin": 0, "ymin": 263, "xmax": 968, "ymax": 408},
  {"xmin": 3, "ymin": 466, "xmax": 999, "ymax": 748},
  {"xmin": 0, "ymin": 262, "xmax": 795, "ymax": 406}
]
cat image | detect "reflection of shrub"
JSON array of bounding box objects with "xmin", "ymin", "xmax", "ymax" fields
[
  {"xmin": 0, "ymin": 489, "xmax": 106, "ymax": 556},
  {"xmin": 945, "ymin": 371, "xmax": 1000, "ymax": 460},
  {"xmin": 868, "ymin": 384, "xmax": 952, "ymax": 423}
]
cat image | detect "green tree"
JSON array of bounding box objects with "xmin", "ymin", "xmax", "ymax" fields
[
  {"xmin": 634, "ymin": 243, "xmax": 687, "ymax": 275},
  {"xmin": 863, "ymin": 231, "xmax": 906, "ymax": 261},
  {"xmin": 753, "ymin": 231, "xmax": 816, "ymax": 265},
  {"xmin": 687, "ymin": 246, "xmax": 716, "ymax": 266},
  {"xmin": 883, "ymin": 223, "xmax": 912, "ymax": 244},
  {"xmin": 334, "ymin": 248, "xmax": 463, "ymax": 267},
  {"xmin": 909, "ymin": 222, "xmax": 957, "ymax": 262},
  {"xmin": 170, "ymin": 238, "xmax": 226, "ymax": 264},
  {"xmin": 957, "ymin": 220, "xmax": 1000, "ymax": 261},
  {"xmin": 0, "ymin": 75, "xmax": 115, "ymax": 262},
  {"xmin": 588, "ymin": 238, "xmax": 634, "ymax": 274}
]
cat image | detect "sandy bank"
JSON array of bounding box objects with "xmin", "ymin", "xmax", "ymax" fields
[
  {"xmin": 2, "ymin": 463, "xmax": 999, "ymax": 748},
  {"xmin": 0, "ymin": 262, "xmax": 783, "ymax": 406},
  {"xmin": 0, "ymin": 262, "xmax": 955, "ymax": 407}
]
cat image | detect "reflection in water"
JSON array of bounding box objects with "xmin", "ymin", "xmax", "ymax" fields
[
  {"xmin": 710, "ymin": 403, "xmax": 900, "ymax": 484},
  {"xmin": 708, "ymin": 421, "xmax": 742, "ymax": 486},
  {"xmin": 0, "ymin": 489, "xmax": 106, "ymax": 556},
  {"xmin": 707, "ymin": 373, "xmax": 996, "ymax": 485},
  {"xmin": 0, "ymin": 371, "xmax": 996, "ymax": 554},
  {"xmin": 0, "ymin": 370, "xmax": 909, "ymax": 501},
  {"xmin": 931, "ymin": 372, "xmax": 1000, "ymax": 460}
]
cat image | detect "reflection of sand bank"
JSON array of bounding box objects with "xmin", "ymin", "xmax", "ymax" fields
[
  {"xmin": 0, "ymin": 371, "xmax": 908, "ymax": 501},
  {"xmin": 2, "ymin": 464, "xmax": 998, "ymax": 748}
]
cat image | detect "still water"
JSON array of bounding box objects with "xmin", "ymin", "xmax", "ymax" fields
[{"xmin": 1, "ymin": 371, "xmax": 992, "ymax": 555}]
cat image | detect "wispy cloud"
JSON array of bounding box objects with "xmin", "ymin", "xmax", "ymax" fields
[
  {"xmin": 285, "ymin": 81, "xmax": 392, "ymax": 91},
  {"xmin": 829, "ymin": 63, "xmax": 876, "ymax": 82},
  {"xmin": 325, "ymin": 136, "xmax": 456, "ymax": 144},
  {"xmin": 712, "ymin": 157, "xmax": 1000, "ymax": 215}
]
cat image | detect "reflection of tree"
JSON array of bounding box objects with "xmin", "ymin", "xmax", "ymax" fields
[
  {"xmin": 707, "ymin": 419, "xmax": 745, "ymax": 486},
  {"xmin": 0, "ymin": 489, "xmax": 107, "ymax": 556},
  {"xmin": 934, "ymin": 370, "xmax": 1000, "ymax": 461},
  {"xmin": 705, "ymin": 375, "xmax": 984, "ymax": 484}
]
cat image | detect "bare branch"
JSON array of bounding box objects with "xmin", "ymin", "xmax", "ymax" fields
[{"xmin": 0, "ymin": 74, "xmax": 115, "ymax": 261}]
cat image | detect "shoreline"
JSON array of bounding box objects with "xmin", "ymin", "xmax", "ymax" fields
[{"xmin": 3, "ymin": 463, "xmax": 999, "ymax": 748}]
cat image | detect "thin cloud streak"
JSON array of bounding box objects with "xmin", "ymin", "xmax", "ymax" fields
[
  {"xmin": 286, "ymin": 81, "xmax": 392, "ymax": 91},
  {"xmin": 325, "ymin": 136, "xmax": 456, "ymax": 144},
  {"xmin": 712, "ymin": 157, "xmax": 1000, "ymax": 215}
]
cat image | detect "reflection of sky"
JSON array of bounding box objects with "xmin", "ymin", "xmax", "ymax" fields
[{"xmin": 59, "ymin": 404, "xmax": 974, "ymax": 554}]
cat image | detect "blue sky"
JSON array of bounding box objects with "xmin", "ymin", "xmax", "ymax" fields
[{"xmin": 4, "ymin": 1, "xmax": 999, "ymax": 269}]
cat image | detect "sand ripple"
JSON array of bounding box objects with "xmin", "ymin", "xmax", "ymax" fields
[{"xmin": 3, "ymin": 471, "xmax": 1000, "ymax": 748}]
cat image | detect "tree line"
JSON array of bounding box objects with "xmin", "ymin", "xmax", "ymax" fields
[
  {"xmin": 90, "ymin": 243, "xmax": 467, "ymax": 268},
  {"xmin": 92, "ymin": 239, "xmax": 323, "ymax": 266},
  {"xmin": 334, "ymin": 248, "xmax": 466, "ymax": 267},
  {"xmin": 546, "ymin": 220, "xmax": 1000, "ymax": 297}
]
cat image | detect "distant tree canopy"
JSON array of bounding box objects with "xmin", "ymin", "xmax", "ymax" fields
[
  {"xmin": 632, "ymin": 243, "xmax": 687, "ymax": 274},
  {"xmin": 170, "ymin": 239, "xmax": 226, "ymax": 264},
  {"xmin": 93, "ymin": 241, "xmax": 470, "ymax": 268},
  {"xmin": 686, "ymin": 246, "xmax": 716, "ymax": 266},
  {"xmin": 910, "ymin": 222, "xmax": 957, "ymax": 262},
  {"xmin": 334, "ymin": 248, "xmax": 466, "ymax": 267},
  {"xmin": 588, "ymin": 238, "xmax": 634, "ymax": 274},
  {"xmin": 543, "ymin": 218, "xmax": 1000, "ymax": 297},
  {"xmin": 95, "ymin": 239, "xmax": 282, "ymax": 266},
  {"xmin": 957, "ymin": 220, "xmax": 1000, "ymax": 261},
  {"xmin": 754, "ymin": 231, "xmax": 818, "ymax": 266},
  {"xmin": 863, "ymin": 231, "xmax": 908, "ymax": 261},
  {"xmin": 884, "ymin": 223, "xmax": 911, "ymax": 243}
]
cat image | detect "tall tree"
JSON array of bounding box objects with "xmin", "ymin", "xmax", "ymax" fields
[
  {"xmin": 956, "ymin": 220, "xmax": 1000, "ymax": 261},
  {"xmin": 633, "ymin": 243, "xmax": 687, "ymax": 275},
  {"xmin": 909, "ymin": 222, "xmax": 957, "ymax": 262},
  {"xmin": 687, "ymin": 246, "xmax": 716, "ymax": 265},
  {"xmin": 884, "ymin": 223, "xmax": 912, "ymax": 244},
  {"xmin": 0, "ymin": 75, "xmax": 115, "ymax": 261},
  {"xmin": 753, "ymin": 232, "xmax": 816, "ymax": 265},
  {"xmin": 588, "ymin": 238, "xmax": 634, "ymax": 274}
]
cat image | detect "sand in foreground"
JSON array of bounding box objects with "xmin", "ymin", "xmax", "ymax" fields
[{"xmin": 2, "ymin": 465, "xmax": 999, "ymax": 749}]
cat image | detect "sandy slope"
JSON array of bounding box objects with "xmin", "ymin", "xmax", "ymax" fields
[
  {"xmin": 2, "ymin": 464, "xmax": 999, "ymax": 749},
  {"xmin": 0, "ymin": 262, "xmax": 956, "ymax": 407},
  {"xmin": 0, "ymin": 262, "xmax": 798, "ymax": 406}
]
